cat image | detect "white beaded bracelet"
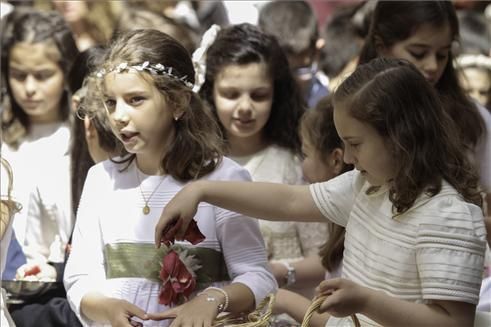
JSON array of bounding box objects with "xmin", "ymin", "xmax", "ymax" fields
[{"xmin": 198, "ymin": 287, "xmax": 229, "ymax": 313}]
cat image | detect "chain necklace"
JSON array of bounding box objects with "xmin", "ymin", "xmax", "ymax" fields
[{"xmin": 135, "ymin": 167, "xmax": 166, "ymax": 215}]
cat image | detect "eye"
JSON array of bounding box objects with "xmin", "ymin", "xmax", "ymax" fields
[
  {"xmin": 251, "ymin": 91, "xmax": 272, "ymax": 102},
  {"xmin": 349, "ymin": 143, "xmax": 360, "ymax": 150},
  {"xmin": 104, "ymin": 98, "xmax": 116, "ymax": 112},
  {"xmin": 408, "ymin": 51, "xmax": 425, "ymax": 60},
  {"xmin": 34, "ymin": 70, "xmax": 55, "ymax": 80},
  {"xmin": 9, "ymin": 69, "xmax": 27, "ymax": 81},
  {"xmin": 436, "ymin": 51, "xmax": 449, "ymax": 61},
  {"xmin": 219, "ymin": 89, "xmax": 239, "ymax": 99},
  {"xmin": 129, "ymin": 96, "xmax": 145, "ymax": 106}
]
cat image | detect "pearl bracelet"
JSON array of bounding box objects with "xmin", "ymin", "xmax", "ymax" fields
[{"xmin": 198, "ymin": 287, "xmax": 229, "ymax": 313}]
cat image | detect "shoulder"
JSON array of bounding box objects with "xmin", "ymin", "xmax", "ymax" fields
[
  {"xmin": 410, "ymin": 181, "xmax": 485, "ymax": 234},
  {"xmin": 204, "ymin": 157, "xmax": 252, "ymax": 182}
]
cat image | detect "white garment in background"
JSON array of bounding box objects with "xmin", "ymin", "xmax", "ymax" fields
[
  {"xmin": 223, "ymin": 0, "xmax": 270, "ymax": 25},
  {"xmin": 311, "ymin": 170, "xmax": 486, "ymax": 326},
  {"xmin": 474, "ymin": 102, "xmax": 491, "ymax": 194},
  {"xmin": 64, "ymin": 158, "xmax": 276, "ymax": 327},
  {"xmin": 2, "ymin": 122, "xmax": 71, "ymax": 248}
]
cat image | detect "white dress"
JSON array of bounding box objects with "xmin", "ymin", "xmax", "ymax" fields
[
  {"xmin": 64, "ymin": 157, "xmax": 277, "ymax": 327},
  {"xmin": 230, "ymin": 145, "xmax": 327, "ymax": 262},
  {"xmin": 311, "ymin": 170, "xmax": 487, "ymax": 326},
  {"xmin": 2, "ymin": 122, "xmax": 71, "ymax": 248}
]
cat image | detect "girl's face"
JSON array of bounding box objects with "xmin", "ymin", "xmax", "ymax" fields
[
  {"xmin": 8, "ymin": 42, "xmax": 65, "ymax": 124},
  {"xmin": 213, "ymin": 62, "xmax": 274, "ymax": 144},
  {"xmin": 103, "ymin": 71, "xmax": 177, "ymax": 163},
  {"xmin": 379, "ymin": 23, "xmax": 452, "ymax": 85},
  {"xmin": 301, "ymin": 136, "xmax": 341, "ymax": 183},
  {"xmin": 53, "ymin": 0, "xmax": 89, "ymax": 24},
  {"xmin": 458, "ymin": 67, "xmax": 491, "ymax": 108},
  {"xmin": 334, "ymin": 105, "xmax": 395, "ymax": 186}
]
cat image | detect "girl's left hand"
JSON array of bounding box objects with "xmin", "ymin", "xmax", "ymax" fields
[
  {"xmin": 147, "ymin": 294, "xmax": 221, "ymax": 327},
  {"xmin": 316, "ymin": 278, "xmax": 370, "ymax": 317}
]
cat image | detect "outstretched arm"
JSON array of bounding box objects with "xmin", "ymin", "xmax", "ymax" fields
[{"xmin": 155, "ymin": 180, "xmax": 325, "ymax": 246}]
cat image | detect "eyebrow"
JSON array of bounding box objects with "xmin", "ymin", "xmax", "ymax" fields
[{"xmin": 408, "ymin": 44, "xmax": 451, "ymax": 50}]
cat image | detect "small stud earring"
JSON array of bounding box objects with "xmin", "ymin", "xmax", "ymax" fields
[{"xmin": 174, "ymin": 116, "xmax": 179, "ymax": 121}]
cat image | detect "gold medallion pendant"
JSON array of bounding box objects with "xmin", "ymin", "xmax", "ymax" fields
[{"xmin": 143, "ymin": 205, "xmax": 150, "ymax": 215}]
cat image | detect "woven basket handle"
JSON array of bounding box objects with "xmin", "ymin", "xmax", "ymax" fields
[{"xmin": 301, "ymin": 295, "xmax": 361, "ymax": 327}]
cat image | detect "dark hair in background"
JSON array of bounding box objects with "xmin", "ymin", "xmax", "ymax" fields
[
  {"xmin": 320, "ymin": 2, "xmax": 372, "ymax": 78},
  {"xmin": 1, "ymin": 8, "xmax": 79, "ymax": 146},
  {"xmin": 300, "ymin": 96, "xmax": 353, "ymax": 271},
  {"xmin": 102, "ymin": 29, "xmax": 223, "ymax": 181},
  {"xmin": 200, "ymin": 23, "xmax": 304, "ymax": 154},
  {"xmin": 258, "ymin": 0, "xmax": 318, "ymax": 54},
  {"xmin": 68, "ymin": 46, "xmax": 119, "ymax": 216},
  {"xmin": 334, "ymin": 58, "xmax": 482, "ymax": 213},
  {"xmin": 358, "ymin": 0, "xmax": 484, "ymax": 150},
  {"xmin": 456, "ymin": 10, "xmax": 491, "ymax": 55}
]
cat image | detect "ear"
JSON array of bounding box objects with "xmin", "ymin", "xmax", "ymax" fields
[
  {"xmin": 71, "ymin": 96, "xmax": 80, "ymax": 113},
  {"xmin": 84, "ymin": 117, "xmax": 96, "ymax": 139},
  {"xmin": 316, "ymin": 38, "xmax": 325, "ymax": 51},
  {"xmin": 331, "ymin": 148, "xmax": 345, "ymax": 175},
  {"xmin": 173, "ymin": 92, "xmax": 190, "ymax": 121}
]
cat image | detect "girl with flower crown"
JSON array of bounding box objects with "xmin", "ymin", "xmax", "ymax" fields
[{"xmin": 63, "ymin": 29, "xmax": 276, "ymax": 327}]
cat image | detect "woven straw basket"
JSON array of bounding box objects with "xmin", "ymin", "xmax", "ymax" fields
[{"xmin": 211, "ymin": 294, "xmax": 360, "ymax": 327}]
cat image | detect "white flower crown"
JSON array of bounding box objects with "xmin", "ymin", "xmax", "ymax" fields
[
  {"xmin": 456, "ymin": 54, "xmax": 491, "ymax": 70},
  {"xmin": 96, "ymin": 61, "xmax": 194, "ymax": 89}
]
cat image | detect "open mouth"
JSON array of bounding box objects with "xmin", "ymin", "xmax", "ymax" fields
[{"xmin": 120, "ymin": 131, "xmax": 139, "ymax": 143}]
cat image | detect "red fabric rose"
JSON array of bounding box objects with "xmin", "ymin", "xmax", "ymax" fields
[
  {"xmin": 160, "ymin": 218, "xmax": 205, "ymax": 246},
  {"xmin": 158, "ymin": 249, "xmax": 197, "ymax": 305}
]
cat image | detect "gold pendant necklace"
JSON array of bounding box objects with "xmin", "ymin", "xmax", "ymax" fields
[{"xmin": 135, "ymin": 167, "xmax": 165, "ymax": 215}]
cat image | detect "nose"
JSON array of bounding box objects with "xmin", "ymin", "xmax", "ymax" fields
[
  {"xmin": 24, "ymin": 75, "xmax": 37, "ymax": 97},
  {"xmin": 343, "ymin": 147, "xmax": 355, "ymax": 165},
  {"xmin": 237, "ymin": 95, "xmax": 253, "ymax": 115},
  {"xmin": 423, "ymin": 55, "xmax": 438, "ymax": 75},
  {"xmin": 112, "ymin": 101, "xmax": 129, "ymax": 126}
]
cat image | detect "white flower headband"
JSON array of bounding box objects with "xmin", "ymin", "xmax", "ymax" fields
[
  {"xmin": 456, "ymin": 54, "xmax": 491, "ymax": 70},
  {"xmin": 96, "ymin": 61, "xmax": 194, "ymax": 90}
]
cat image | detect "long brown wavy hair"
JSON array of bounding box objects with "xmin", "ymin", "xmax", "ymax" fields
[
  {"xmin": 100, "ymin": 29, "xmax": 223, "ymax": 181},
  {"xmin": 334, "ymin": 58, "xmax": 482, "ymax": 214}
]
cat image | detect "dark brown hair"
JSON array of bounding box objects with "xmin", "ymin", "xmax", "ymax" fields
[
  {"xmin": 358, "ymin": 0, "xmax": 485, "ymax": 150},
  {"xmin": 102, "ymin": 29, "xmax": 223, "ymax": 181},
  {"xmin": 200, "ymin": 23, "xmax": 304, "ymax": 154},
  {"xmin": 334, "ymin": 58, "xmax": 482, "ymax": 214},
  {"xmin": 300, "ymin": 96, "xmax": 352, "ymax": 272}
]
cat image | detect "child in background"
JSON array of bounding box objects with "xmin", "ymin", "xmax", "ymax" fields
[
  {"xmin": 64, "ymin": 29, "xmax": 276, "ymax": 327},
  {"xmin": 156, "ymin": 58, "xmax": 486, "ymax": 326},
  {"xmin": 357, "ymin": 0, "xmax": 491, "ymax": 232},
  {"xmin": 199, "ymin": 23, "xmax": 326, "ymax": 299},
  {"xmin": 273, "ymin": 96, "xmax": 353, "ymax": 326},
  {"xmin": 457, "ymin": 54, "xmax": 491, "ymax": 112},
  {"xmin": 1, "ymin": 8, "xmax": 79, "ymax": 276},
  {"xmin": 258, "ymin": 0, "xmax": 329, "ymax": 108}
]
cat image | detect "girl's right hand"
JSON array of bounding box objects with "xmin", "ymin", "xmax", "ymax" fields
[
  {"xmin": 154, "ymin": 182, "xmax": 203, "ymax": 248},
  {"xmin": 16, "ymin": 262, "xmax": 57, "ymax": 281},
  {"xmin": 104, "ymin": 298, "xmax": 148, "ymax": 327}
]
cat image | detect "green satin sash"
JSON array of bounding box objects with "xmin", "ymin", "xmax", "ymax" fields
[{"xmin": 104, "ymin": 243, "xmax": 230, "ymax": 286}]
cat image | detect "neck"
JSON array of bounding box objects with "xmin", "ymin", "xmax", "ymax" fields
[
  {"xmin": 135, "ymin": 155, "xmax": 165, "ymax": 176},
  {"xmin": 227, "ymin": 133, "xmax": 268, "ymax": 157}
]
